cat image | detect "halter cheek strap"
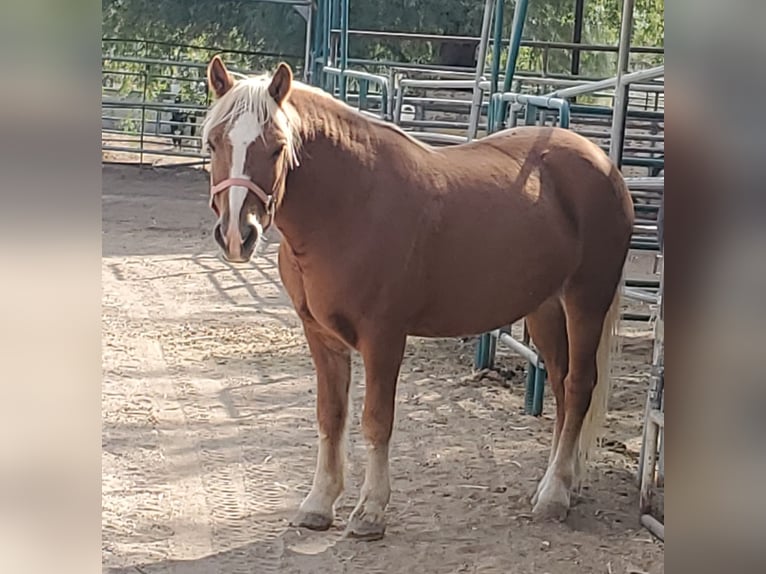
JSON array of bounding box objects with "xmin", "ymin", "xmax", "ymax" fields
[{"xmin": 209, "ymin": 177, "xmax": 274, "ymax": 218}]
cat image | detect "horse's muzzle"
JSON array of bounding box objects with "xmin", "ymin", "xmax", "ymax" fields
[{"xmin": 214, "ymin": 221, "xmax": 259, "ymax": 263}]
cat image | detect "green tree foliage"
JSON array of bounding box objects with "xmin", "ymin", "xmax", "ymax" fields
[{"xmin": 103, "ymin": 0, "xmax": 664, "ymax": 77}]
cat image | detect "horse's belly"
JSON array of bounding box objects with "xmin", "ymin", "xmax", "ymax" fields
[
  {"xmin": 409, "ymin": 289, "xmax": 553, "ymax": 338},
  {"xmin": 408, "ymin": 250, "xmax": 573, "ymax": 338}
]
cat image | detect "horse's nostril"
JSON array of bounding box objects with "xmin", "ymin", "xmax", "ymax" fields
[{"xmin": 242, "ymin": 224, "xmax": 258, "ymax": 252}]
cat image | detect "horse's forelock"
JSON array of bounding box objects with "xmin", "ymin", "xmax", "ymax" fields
[{"xmin": 202, "ymin": 76, "xmax": 301, "ymax": 161}]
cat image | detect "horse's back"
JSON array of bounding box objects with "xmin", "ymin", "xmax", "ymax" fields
[
  {"xmin": 406, "ymin": 125, "xmax": 633, "ymax": 336},
  {"xmin": 473, "ymin": 125, "xmax": 634, "ymax": 235}
]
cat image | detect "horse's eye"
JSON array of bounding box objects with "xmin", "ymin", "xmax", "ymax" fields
[
  {"xmin": 207, "ymin": 140, "xmax": 216, "ymax": 153},
  {"xmin": 272, "ymin": 145, "xmax": 285, "ymax": 158}
]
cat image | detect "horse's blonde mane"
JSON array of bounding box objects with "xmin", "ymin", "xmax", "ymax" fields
[
  {"xmin": 202, "ymin": 71, "xmax": 437, "ymax": 176},
  {"xmin": 294, "ymin": 83, "xmax": 435, "ymax": 152},
  {"xmin": 201, "ymin": 75, "xmax": 302, "ymax": 168}
]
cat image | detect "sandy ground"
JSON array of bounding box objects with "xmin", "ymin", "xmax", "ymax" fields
[{"xmin": 102, "ymin": 163, "xmax": 664, "ymax": 574}]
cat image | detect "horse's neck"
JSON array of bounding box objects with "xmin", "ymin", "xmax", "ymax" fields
[
  {"xmin": 275, "ymin": 95, "xmax": 379, "ymax": 250},
  {"xmin": 295, "ymin": 91, "xmax": 377, "ymax": 156}
]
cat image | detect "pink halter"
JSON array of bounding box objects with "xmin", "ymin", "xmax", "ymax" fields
[{"xmin": 209, "ymin": 177, "xmax": 274, "ymax": 216}]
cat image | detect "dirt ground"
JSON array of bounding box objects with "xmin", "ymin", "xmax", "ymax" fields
[{"xmin": 102, "ymin": 164, "xmax": 664, "ymax": 574}]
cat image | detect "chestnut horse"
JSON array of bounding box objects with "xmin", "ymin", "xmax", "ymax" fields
[{"xmin": 201, "ymin": 57, "xmax": 634, "ymax": 540}]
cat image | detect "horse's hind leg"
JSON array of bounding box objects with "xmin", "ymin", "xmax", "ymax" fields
[
  {"xmin": 532, "ymin": 280, "xmax": 619, "ymax": 521},
  {"xmin": 524, "ymin": 297, "xmax": 569, "ymax": 502},
  {"xmin": 346, "ymin": 333, "xmax": 407, "ymax": 540},
  {"xmin": 292, "ymin": 323, "xmax": 352, "ymax": 531}
]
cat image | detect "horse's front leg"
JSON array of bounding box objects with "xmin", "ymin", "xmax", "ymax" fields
[
  {"xmin": 346, "ymin": 335, "xmax": 406, "ymax": 540},
  {"xmin": 292, "ymin": 323, "xmax": 351, "ymax": 531}
]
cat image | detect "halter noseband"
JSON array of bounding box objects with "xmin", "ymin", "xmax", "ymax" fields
[{"xmin": 209, "ymin": 177, "xmax": 275, "ymax": 224}]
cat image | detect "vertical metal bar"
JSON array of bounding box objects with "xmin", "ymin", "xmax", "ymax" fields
[
  {"xmin": 490, "ymin": 0, "xmax": 505, "ymax": 95},
  {"xmin": 532, "ymin": 364, "xmax": 546, "ymax": 416},
  {"xmin": 324, "ymin": 0, "xmax": 332, "ymax": 66},
  {"xmin": 499, "ymin": 0, "xmax": 529, "ymax": 125},
  {"xmin": 140, "ymin": 66, "xmax": 149, "ymax": 166},
  {"xmin": 508, "ymin": 102, "xmax": 519, "ymax": 127},
  {"xmin": 393, "ymin": 81, "xmax": 405, "ymax": 124},
  {"xmin": 303, "ymin": 4, "xmax": 314, "ymax": 83},
  {"xmin": 329, "ymin": 0, "xmax": 340, "ymax": 67},
  {"xmin": 524, "ymin": 102, "xmax": 537, "ymax": 126},
  {"xmin": 488, "ymin": 331, "xmax": 497, "ymax": 368},
  {"xmin": 312, "ymin": 0, "xmax": 328, "ymax": 83},
  {"xmin": 474, "ymin": 334, "xmax": 489, "ymax": 370},
  {"xmin": 502, "ymin": 0, "xmax": 529, "ymax": 93},
  {"xmin": 608, "ymin": 0, "xmax": 635, "ymax": 167},
  {"xmin": 487, "ymin": 95, "xmax": 497, "ymax": 135},
  {"xmin": 639, "ymin": 414, "xmax": 659, "ymax": 513},
  {"xmin": 571, "ymin": 0, "xmax": 585, "ymax": 78},
  {"xmin": 339, "ymin": 0, "xmax": 349, "ymax": 100},
  {"xmin": 358, "ymin": 78, "xmax": 368, "ymax": 111},
  {"xmin": 467, "ymin": 0, "xmax": 496, "ymax": 140},
  {"xmin": 474, "ymin": 337, "xmax": 485, "ymax": 370},
  {"xmin": 525, "ymin": 365, "xmax": 536, "ymax": 414},
  {"xmin": 377, "ymin": 78, "xmax": 389, "ymax": 119},
  {"xmin": 559, "ymin": 101, "xmax": 570, "ymax": 128}
]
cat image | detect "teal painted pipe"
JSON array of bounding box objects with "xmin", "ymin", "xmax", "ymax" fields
[
  {"xmin": 524, "ymin": 102, "xmax": 537, "ymax": 125},
  {"xmin": 525, "ymin": 365, "xmax": 536, "ymax": 414},
  {"xmin": 359, "ymin": 78, "xmax": 368, "ymax": 110},
  {"xmin": 503, "ymin": 0, "xmax": 528, "ymax": 92},
  {"xmin": 476, "ymin": 332, "xmax": 497, "ymax": 370},
  {"xmin": 310, "ymin": 0, "xmax": 324, "ymax": 84},
  {"xmin": 489, "ymin": 332, "xmax": 497, "ymax": 366},
  {"xmin": 324, "ymin": 0, "xmax": 332, "ymax": 62},
  {"xmin": 487, "ymin": 97, "xmax": 496, "ymax": 133},
  {"xmin": 499, "ymin": 0, "xmax": 529, "ymax": 124},
  {"xmin": 474, "ymin": 335, "xmax": 486, "ymax": 369},
  {"xmin": 320, "ymin": 0, "xmax": 334, "ymax": 86},
  {"xmin": 490, "ymin": 0, "xmax": 505, "ymax": 95},
  {"xmin": 532, "ymin": 363, "xmax": 546, "ymax": 416},
  {"xmin": 339, "ymin": 0, "xmax": 349, "ymax": 100}
]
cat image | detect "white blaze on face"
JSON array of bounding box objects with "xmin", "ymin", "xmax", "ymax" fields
[{"xmin": 225, "ymin": 111, "xmax": 262, "ymax": 252}]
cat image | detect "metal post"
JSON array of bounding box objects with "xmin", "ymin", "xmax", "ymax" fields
[
  {"xmin": 490, "ymin": 0, "xmax": 505, "ymax": 95},
  {"xmin": 487, "ymin": 95, "xmax": 497, "ymax": 133},
  {"xmin": 358, "ymin": 78, "xmax": 368, "ymax": 110},
  {"xmin": 312, "ymin": 0, "xmax": 329, "ymax": 84},
  {"xmin": 502, "ymin": 0, "xmax": 529, "ymax": 93},
  {"xmin": 608, "ymin": 0, "xmax": 635, "ymax": 167},
  {"xmin": 387, "ymin": 68, "xmax": 396, "ymax": 120},
  {"xmin": 140, "ymin": 66, "xmax": 149, "ymax": 166},
  {"xmin": 532, "ymin": 364, "xmax": 546, "ymax": 416},
  {"xmin": 467, "ymin": 0, "xmax": 496, "ymax": 140},
  {"xmin": 499, "ymin": 0, "xmax": 529, "ymax": 124},
  {"xmin": 339, "ymin": 0, "xmax": 349, "ymax": 100},
  {"xmin": 474, "ymin": 332, "xmax": 494, "ymax": 370},
  {"xmin": 329, "ymin": 0, "xmax": 339, "ymax": 67},
  {"xmin": 303, "ymin": 5, "xmax": 314, "ymax": 83},
  {"xmin": 326, "ymin": 0, "xmax": 335, "ymax": 89},
  {"xmin": 525, "ymin": 366, "xmax": 536, "ymax": 413},
  {"xmin": 570, "ymin": 0, "xmax": 585, "ymax": 78}
]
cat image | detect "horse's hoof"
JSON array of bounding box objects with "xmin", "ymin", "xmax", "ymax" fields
[
  {"xmin": 532, "ymin": 499, "xmax": 570, "ymax": 522},
  {"xmin": 344, "ymin": 518, "xmax": 386, "ymax": 541},
  {"xmin": 291, "ymin": 510, "xmax": 333, "ymax": 531}
]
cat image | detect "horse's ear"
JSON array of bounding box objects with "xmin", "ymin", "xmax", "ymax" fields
[
  {"xmin": 207, "ymin": 55, "xmax": 234, "ymax": 98},
  {"xmin": 268, "ymin": 62, "xmax": 293, "ymax": 105}
]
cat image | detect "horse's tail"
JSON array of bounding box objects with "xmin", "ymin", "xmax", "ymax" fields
[{"xmin": 576, "ymin": 273, "xmax": 624, "ymax": 470}]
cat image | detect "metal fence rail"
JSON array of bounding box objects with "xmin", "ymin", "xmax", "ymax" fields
[{"xmin": 101, "ymin": 37, "xmax": 308, "ymax": 165}]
